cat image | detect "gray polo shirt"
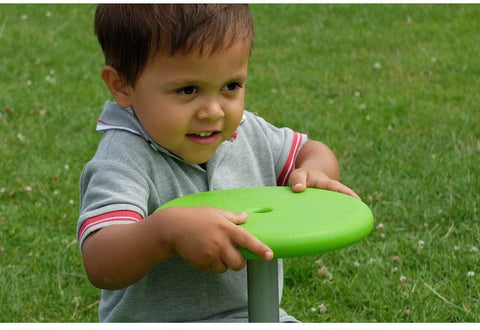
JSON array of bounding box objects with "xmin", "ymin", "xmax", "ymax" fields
[{"xmin": 78, "ymin": 101, "xmax": 307, "ymax": 322}]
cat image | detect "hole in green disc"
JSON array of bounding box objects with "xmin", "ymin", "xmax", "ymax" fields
[{"xmin": 252, "ymin": 207, "xmax": 273, "ymax": 213}]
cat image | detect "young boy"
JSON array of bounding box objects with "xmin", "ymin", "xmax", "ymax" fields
[{"xmin": 78, "ymin": 4, "xmax": 359, "ymax": 322}]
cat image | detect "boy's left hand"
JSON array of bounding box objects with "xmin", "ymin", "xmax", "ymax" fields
[{"xmin": 288, "ymin": 168, "xmax": 361, "ymax": 200}]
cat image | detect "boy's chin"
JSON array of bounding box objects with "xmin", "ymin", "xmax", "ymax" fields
[{"xmin": 183, "ymin": 153, "xmax": 215, "ymax": 166}]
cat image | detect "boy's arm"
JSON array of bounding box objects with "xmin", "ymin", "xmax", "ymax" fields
[
  {"xmin": 289, "ymin": 139, "xmax": 360, "ymax": 199},
  {"xmin": 81, "ymin": 206, "xmax": 273, "ymax": 290}
]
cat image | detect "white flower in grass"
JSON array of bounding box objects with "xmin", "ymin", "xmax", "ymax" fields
[
  {"xmin": 317, "ymin": 266, "xmax": 332, "ymax": 279},
  {"xmin": 311, "ymin": 304, "xmax": 328, "ymax": 314},
  {"xmin": 69, "ymin": 199, "xmax": 74, "ymax": 205},
  {"xmin": 17, "ymin": 133, "xmax": 25, "ymax": 142},
  {"xmin": 471, "ymin": 246, "xmax": 479, "ymax": 254},
  {"xmin": 418, "ymin": 240, "xmax": 425, "ymax": 250},
  {"xmin": 318, "ymin": 303, "xmax": 327, "ymax": 314},
  {"xmin": 0, "ymin": 187, "xmax": 6, "ymax": 194},
  {"xmin": 45, "ymin": 75, "xmax": 56, "ymax": 84},
  {"xmin": 376, "ymin": 222, "xmax": 384, "ymax": 231},
  {"xmin": 467, "ymin": 271, "xmax": 475, "ymax": 277},
  {"xmin": 373, "ymin": 62, "xmax": 382, "ymax": 70},
  {"xmin": 24, "ymin": 186, "xmax": 32, "ymax": 192},
  {"xmin": 399, "ymin": 275, "xmax": 407, "ymax": 284}
]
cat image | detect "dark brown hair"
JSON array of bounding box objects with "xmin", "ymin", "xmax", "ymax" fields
[{"xmin": 95, "ymin": 4, "xmax": 254, "ymax": 86}]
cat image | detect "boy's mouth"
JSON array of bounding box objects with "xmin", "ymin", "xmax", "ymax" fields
[{"xmin": 187, "ymin": 131, "xmax": 221, "ymax": 144}]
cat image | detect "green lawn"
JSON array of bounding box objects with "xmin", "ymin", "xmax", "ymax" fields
[{"xmin": 0, "ymin": 4, "xmax": 478, "ymax": 322}]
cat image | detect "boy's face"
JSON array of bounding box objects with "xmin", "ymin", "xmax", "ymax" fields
[{"xmin": 119, "ymin": 41, "xmax": 250, "ymax": 164}]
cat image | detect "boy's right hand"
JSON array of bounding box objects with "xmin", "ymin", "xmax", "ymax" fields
[{"xmin": 160, "ymin": 206, "xmax": 274, "ymax": 273}]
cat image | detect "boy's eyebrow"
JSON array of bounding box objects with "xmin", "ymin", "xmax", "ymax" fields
[{"xmin": 163, "ymin": 75, "xmax": 248, "ymax": 87}]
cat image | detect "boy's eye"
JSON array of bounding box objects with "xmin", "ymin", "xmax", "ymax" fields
[
  {"xmin": 177, "ymin": 86, "xmax": 198, "ymax": 95},
  {"xmin": 222, "ymin": 82, "xmax": 242, "ymax": 92}
]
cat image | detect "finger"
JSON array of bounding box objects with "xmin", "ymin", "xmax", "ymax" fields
[
  {"xmin": 337, "ymin": 184, "xmax": 361, "ymax": 200},
  {"xmin": 322, "ymin": 179, "xmax": 361, "ymax": 200},
  {"xmin": 296, "ymin": 171, "xmax": 362, "ymax": 200},
  {"xmin": 207, "ymin": 260, "xmax": 228, "ymax": 273},
  {"xmin": 221, "ymin": 247, "xmax": 246, "ymax": 271},
  {"xmin": 232, "ymin": 227, "xmax": 274, "ymax": 261},
  {"xmin": 288, "ymin": 170, "xmax": 308, "ymax": 193},
  {"xmin": 219, "ymin": 209, "xmax": 249, "ymax": 225}
]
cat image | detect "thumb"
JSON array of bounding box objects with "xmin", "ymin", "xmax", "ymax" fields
[{"xmin": 288, "ymin": 169, "xmax": 308, "ymax": 193}]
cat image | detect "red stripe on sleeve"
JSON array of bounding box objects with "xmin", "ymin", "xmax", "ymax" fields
[
  {"xmin": 276, "ymin": 132, "xmax": 303, "ymax": 186},
  {"xmin": 78, "ymin": 210, "xmax": 143, "ymax": 242}
]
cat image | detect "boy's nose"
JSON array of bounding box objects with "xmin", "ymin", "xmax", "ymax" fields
[{"xmin": 196, "ymin": 98, "xmax": 224, "ymax": 121}]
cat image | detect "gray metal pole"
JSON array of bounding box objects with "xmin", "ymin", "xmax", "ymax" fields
[{"xmin": 247, "ymin": 259, "xmax": 279, "ymax": 322}]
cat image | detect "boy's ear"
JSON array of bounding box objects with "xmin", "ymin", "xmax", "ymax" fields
[{"xmin": 101, "ymin": 66, "xmax": 132, "ymax": 108}]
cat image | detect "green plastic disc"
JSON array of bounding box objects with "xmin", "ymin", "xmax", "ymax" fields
[{"xmin": 156, "ymin": 187, "xmax": 374, "ymax": 259}]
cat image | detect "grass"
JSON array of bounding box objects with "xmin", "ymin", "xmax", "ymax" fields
[{"xmin": 0, "ymin": 4, "xmax": 479, "ymax": 322}]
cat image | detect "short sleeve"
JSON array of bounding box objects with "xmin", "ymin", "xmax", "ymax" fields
[
  {"xmin": 77, "ymin": 159, "xmax": 148, "ymax": 248},
  {"xmin": 243, "ymin": 112, "xmax": 308, "ymax": 186}
]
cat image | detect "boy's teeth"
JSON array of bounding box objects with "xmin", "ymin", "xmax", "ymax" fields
[{"xmin": 198, "ymin": 132, "xmax": 213, "ymax": 137}]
